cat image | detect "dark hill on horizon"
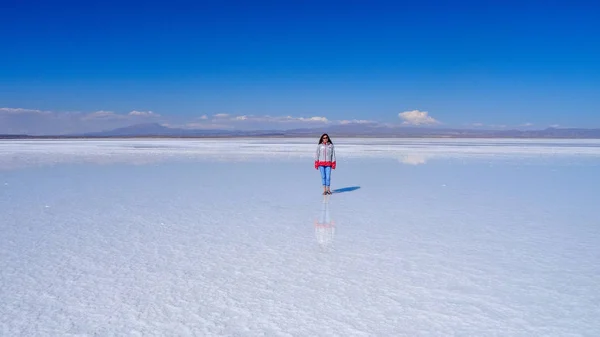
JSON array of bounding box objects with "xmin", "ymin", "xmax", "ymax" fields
[
  {"xmin": 2, "ymin": 123, "xmax": 600, "ymax": 139},
  {"xmin": 78, "ymin": 123, "xmax": 600, "ymax": 138}
]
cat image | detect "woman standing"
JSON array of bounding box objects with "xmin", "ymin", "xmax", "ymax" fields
[{"xmin": 314, "ymin": 133, "xmax": 336, "ymax": 195}]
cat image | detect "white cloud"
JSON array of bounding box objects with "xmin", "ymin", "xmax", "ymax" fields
[
  {"xmin": 339, "ymin": 119, "xmax": 375, "ymax": 125},
  {"xmin": 398, "ymin": 110, "xmax": 439, "ymax": 125},
  {"xmin": 129, "ymin": 110, "xmax": 159, "ymax": 117},
  {"xmin": 297, "ymin": 116, "xmax": 328, "ymax": 123},
  {"xmin": 178, "ymin": 113, "xmax": 333, "ymax": 131},
  {"xmin": 469, "ymin": 123, "xmax": 539, "ymax": 129},
  {"xmin": 264, "ymin": 115, "xmax": 328, "ymax": 123},
  {"xmin": 82, "ymin": 110, "xmax": 124, "ymax": 120},
  {"xmin": 208, "ymin": 114, "xmax": 329, "ymax": 124},
  {"xmin": 84, "ymin": 110, "xmax": 161, "ymax": 121},
  {"xmin": 0, "ymin": 107, "xmax": 51, "ymax": 115}
]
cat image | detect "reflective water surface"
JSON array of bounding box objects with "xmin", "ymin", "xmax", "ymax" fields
[{"xmin": 1, "ymin": 138, "xmax": 599, "ymax": 335}]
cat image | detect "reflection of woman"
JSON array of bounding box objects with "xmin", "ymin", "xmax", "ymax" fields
[
  {"xmin": 314, "ymin": 133, "xmax": 336, "ymax": 195},
  {"xmin": 315, "ymin": 195, "xmax": 335, "ymax": 249}
]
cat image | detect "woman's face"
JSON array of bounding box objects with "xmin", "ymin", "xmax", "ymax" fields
[{"xmin": 322, "ymin": 135, "xmax": 329, "ymax": 143}]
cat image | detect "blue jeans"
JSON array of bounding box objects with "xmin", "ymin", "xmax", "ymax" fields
[{"xmin": 319, "ymin": 166, "xmax": 331, "ymax": 186}]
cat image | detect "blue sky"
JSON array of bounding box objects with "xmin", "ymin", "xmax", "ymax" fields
[{"xmin": 1, "ymin": 0, "xmax": 599, "ymax": 134}]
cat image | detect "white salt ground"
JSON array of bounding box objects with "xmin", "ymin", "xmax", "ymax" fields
[{"xmin": 1, "ymin": 138, "xmax": 599, "ymax": 336}]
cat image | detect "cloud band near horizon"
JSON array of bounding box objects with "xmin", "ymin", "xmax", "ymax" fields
[
  {"xmin": 1, "ymin": 107, "xmax": 555, "ymax": 135},
  {"xmin": 0, "ymin": 107, "xmax": 380, "ymax": 135}
]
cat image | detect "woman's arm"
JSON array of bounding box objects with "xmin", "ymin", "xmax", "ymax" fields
[
  {"xmin": 314, "ymin": 145, "xmax": 320, "ymax": 169},
  {"xmin": 331, "ymin": 145, "xmax": 336, "ymax": 169}
]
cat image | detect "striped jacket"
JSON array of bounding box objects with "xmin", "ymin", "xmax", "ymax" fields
[{"xmin": 314, "ymin": 143, "xmax": 336, "ymax": 169}]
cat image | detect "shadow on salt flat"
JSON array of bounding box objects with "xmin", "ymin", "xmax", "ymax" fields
[
  {"xmin": 315, "ymin": 194, "xmax": 335, "ymax": 251},
  {"xmin": 332, "ymin": 186, "xmax": 360, "ymax": 194}
]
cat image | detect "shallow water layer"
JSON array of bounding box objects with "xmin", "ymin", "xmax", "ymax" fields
[{"xmin": 1, "ymin": 139, "xmax": 599, "ymax": 336}]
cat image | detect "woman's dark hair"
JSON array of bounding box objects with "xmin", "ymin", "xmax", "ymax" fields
[{"xmin": 318, "ymin": 133, "xmax": 332, "ymax": 144}]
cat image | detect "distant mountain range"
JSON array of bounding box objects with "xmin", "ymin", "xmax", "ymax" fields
[{"xmin": 2, "ymin": 122, "xmax": 600, "ymax": 139}]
